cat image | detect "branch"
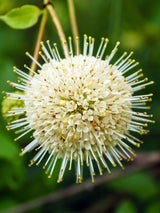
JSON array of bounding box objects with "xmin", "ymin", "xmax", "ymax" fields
[{"xmin": 2, "ymin": 152, "xmax": 160, "ymax": 213}]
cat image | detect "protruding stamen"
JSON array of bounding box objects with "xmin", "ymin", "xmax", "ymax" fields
[
  {"xmin": 54, "ymin": 43, "xmax": 61, "ymax": 61},
  {"xmin": 43, "ymin": 148, "xmax": 56, "ymax": 169},
  {"xmin": 69, "ymin": 149, "xmax": 73, "ymax": 170},
  {"xmin": 114, "ymin": 51, "xmax": 127, "ymax": 66},
  {"xmin": 96, "ymin": 37, "xmax": 105, "ymax": 57},
  {"xmin": 76, "ymin": 36, "xmax": 79, "ymax": 56},
  {"xmin": 63, "ymin": 40, "xmax": 69, "ymax": 58},
  {"xmin": 89, "ymin": 37, "xmax": 95, "ymax": 57},
  {"xmin": 126, "ymin": 69, "xmax": 142, "ymax": 81},
  {"xmin": 68, "ymin": 36, "xmax": 73, "ymax": 56},
  {"xmin": 21, "ymin": 139, "xmax": 38, "ymax": 155},
  {"xmin": 117, "ymin": 51, "xmax": 133, "ymax": 69},
  {"xmin": 107, "ymin": 41, "xmax": 120, "ymax": 62},
  {"xmin": 25, "ymin": 52, "xmax": 42, "ymax": 68},
  {"xmin": 132, "ymin": 81, "xmax": 154, "ymax": 92},
  {"xmin": 46, "ymin": 40, "xmax": 55, "ymax": 59},
  {"xmin": 40, "ymin": 41, "xmax": 52, "ymax": 61},
  {"xmin": 39, "ymin": 51, "xmax": 48, "ymax": 63},
  {"xmin": 48, "ymin": 155, "xmax": 58, "ymax": 179},
  {"xmin": 14, "ymin": 128, "xmax": 32, "ymax": 141},
  {"xmin": 100, "ymin": 38, "xmax": 109, "ymax": 59},
  {"xmin": 122, "ymin": 61, "xmax": 139, "ymax": 75}
]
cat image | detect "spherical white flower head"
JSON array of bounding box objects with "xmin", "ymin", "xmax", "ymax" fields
[{"xmin": 6, "ymin": 35, "xmax": 154, "ymax": 183}]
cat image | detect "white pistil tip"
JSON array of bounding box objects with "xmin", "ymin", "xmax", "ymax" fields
[
  {"xmin": 59, "ymin": 100, "xmax": 66, "ymax": 106},
  {"xmin": 100, "ymin": 112, "xmax": 106, "ymax": 117},
  {"xmin": 87, "ymin": 81, "xmax": 93, "ymax": 88},
  {"xmin": 105, "ymin": 38, "xmax": 109, "ymax": 42},
  {"xmin": 116, "ymin": 41, "xmax": 120, "ymax": 46},
  {"xmin": 62, "ymin": 118, "xmax": 68, "ymax": 124}
]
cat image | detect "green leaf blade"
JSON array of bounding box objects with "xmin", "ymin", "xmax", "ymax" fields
[
  {"xmin": 0, "ymin": 5, "xmax": 41, "ymax": 29},
  {"xmin": 115, "ymin": 200, "xmax": 137, "ymax": 213},
  {"xmin": 108, "ymin": 172, "xmax": 158, "ymax": 200}
]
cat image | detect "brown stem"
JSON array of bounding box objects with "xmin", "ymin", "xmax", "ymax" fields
[
  {"xmin": 67, "ymin": 0, "xmax": 79, "ymax": 48},
  {"xmin": 44, "ymin": 0, "xmax": 66, "ymax": 53},
  {"xmin": 30, "ymin": 10, "xmax": 47, "ymax": 74},
  {"xmin": 2, "ymin": 152, "xmax": 160, "ymax": 213}
]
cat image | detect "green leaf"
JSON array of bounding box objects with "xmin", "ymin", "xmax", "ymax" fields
[
  {"xmin": 0, "ymin": 0, "xmax": 14, "ymax": 14},
  {"xmin": 0, "ymin": 58, "xmax": 15, "ymax": 101},
  {"xmin": 0, "ymin": 158, "xmax": 25, "ymax": 190},
  {"xmin": 108, "ymin": 172, "xmax": 157, "ymax": 200},
  {"xmin": 0, "ymin": 198, "xmax": 17, "ymax": 212},
  {"xmin": 0, "ymin": 5, "xmax": 41, "ymax": 29},
  {"xmin": 0, "ymin": 132, "xmax": 19, "ymax": 160},
  {"xmin": 147, "ymin": 201, "xmax": 160, "ymax": 213},
  {"xmin": 0, "ymin": 133, "xmax": 25, "ymax": 189},
  {"xmin": 115, "ymin": 200, "xmax": 137, "ymax": 213}
]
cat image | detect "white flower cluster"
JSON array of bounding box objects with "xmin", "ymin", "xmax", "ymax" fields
[{"xmin": 5, "ymin": 35, "xmax": 154, "ymax": 183}]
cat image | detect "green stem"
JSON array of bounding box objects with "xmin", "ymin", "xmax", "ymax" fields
[
  {"xmin": 67, "ymin": 0, "xmax": 79, "ymax": 49},
  {"xmin": 44, "ymin": 0, "xmax": 67, "ymax": 53},
  {"xmin": 30, "ymin": 10, "xmax": 47, "ymax": 74}
]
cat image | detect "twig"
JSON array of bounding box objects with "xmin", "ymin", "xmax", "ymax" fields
[
  {"xmin": 67, "ymin": 0, "xmax": 79, "ymax": 48},
  {"xmin": 2, "ymin": 152, "xmax": 160, "ymax": 213},
  {"xmin": 30, "ymin": 10, "xmax": 47, "ymax": 74},
  {"xmin": 44, "ymin": 0, "xmax": 66, "ymax": 53}
]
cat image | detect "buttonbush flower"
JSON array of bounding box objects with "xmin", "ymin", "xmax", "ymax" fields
[{"xmin": 4, "ymin": 35, "xmax": 154, "ymax": 183}]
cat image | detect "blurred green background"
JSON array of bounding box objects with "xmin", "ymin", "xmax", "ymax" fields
[{"xmin": 0, "ymin": 0, "xmax": 160, "ymax": 212}]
